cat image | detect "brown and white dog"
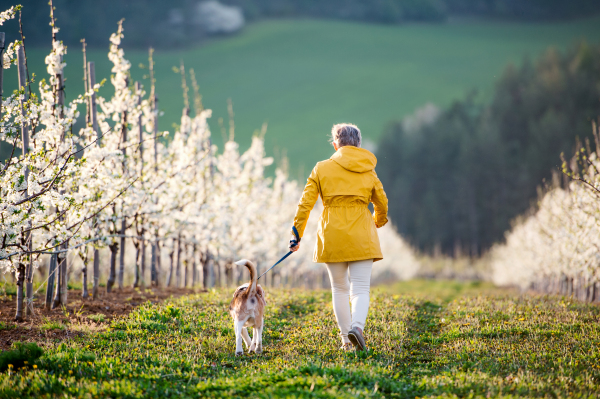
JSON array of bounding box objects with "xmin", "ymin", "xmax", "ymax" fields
[{"xmin": 229, "ymin": 259, "xmax": 267, "ymax": 356}]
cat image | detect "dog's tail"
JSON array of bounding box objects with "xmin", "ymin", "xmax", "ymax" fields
[{"xmin": 234, "ymin": 259, "xmax": 257, "ymax": 296}]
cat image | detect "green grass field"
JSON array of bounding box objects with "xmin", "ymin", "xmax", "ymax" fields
[
  {"xmin": 5, "ymin": 17, "xmax": 600, "ymax": 174},
  {"xmin": 2, "ymin": 280, "xmax": 599, "ymax": 398}
]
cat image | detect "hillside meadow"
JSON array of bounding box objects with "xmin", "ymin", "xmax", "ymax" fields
[
  {"xmin": 1, "ymin": 280, "xmax": 598, "ymax": 398},
  {"xmin": 5, "ymin": 17, "xmax": 600, "ymax": 174}
]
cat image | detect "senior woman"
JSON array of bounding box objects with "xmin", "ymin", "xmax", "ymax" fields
[{"xmin": 289, "ymin": 123, "xmax": 388, "ymax": 351}]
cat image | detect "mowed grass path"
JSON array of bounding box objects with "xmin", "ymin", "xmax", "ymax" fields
[
  {"xmin": 2, "ymin": 281, "xmax": 599, "ymax": 398},
  {"xmin": 6, "ymin": 17, "xmax": 600, "ymax": 174}
]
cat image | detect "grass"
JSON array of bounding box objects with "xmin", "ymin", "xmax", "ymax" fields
[
  {"xmin": 1, "ymin": 280, "xmax": 599, "ymax": 397},
  {"xmin": 0, "ymin": 322, "xmax": 15, "ymax": 331},
  {"xmin": 39, "ymin": 319, "xmax": 66, "ymax": 332},
  {"xmin": 87, "ymin": 314, "xmax": 106, "ymax": 323},
  {"xmin": 0, "ymin": 342, "xmax": 43, "ymax": 373},
  {"xmin": 4, "ymin": 17, "xmax": 600, "ymax": 175}
]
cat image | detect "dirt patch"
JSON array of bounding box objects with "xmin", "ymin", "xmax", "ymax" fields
[{"xmin": 0, "ymin": 286, "xmax": 205, "ymax": 351}]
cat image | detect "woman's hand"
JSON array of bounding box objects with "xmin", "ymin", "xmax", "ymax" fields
[{"xmin": 289, "ymin": 237, "xmax": 300, "ymax": 252}]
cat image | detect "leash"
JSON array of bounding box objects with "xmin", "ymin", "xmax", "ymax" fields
[{"xmin": 257, "ymin": 226, "xmax": 300, "ymax": 280}]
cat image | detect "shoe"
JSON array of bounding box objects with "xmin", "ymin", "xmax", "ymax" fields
[
  {"xmin": 348, "ymin": 327, "xmax": 367, "ymax": 351},
  {"xmin": 340, "ymin": 342, "xmax": 353, "ymax": 351}
]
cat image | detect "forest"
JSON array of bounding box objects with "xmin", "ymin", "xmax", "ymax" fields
[
  {"xmin": 3, "ymin": 0, "xmax": 600, "ymax": 48},
  {"xmin": 377, "ymin": 42, "xmax": 600, "ymax": 256}
]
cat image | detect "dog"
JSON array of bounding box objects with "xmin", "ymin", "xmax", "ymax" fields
[{"xmin": 229, "ymin": 259, "xmax": 267, "ymax": 356}]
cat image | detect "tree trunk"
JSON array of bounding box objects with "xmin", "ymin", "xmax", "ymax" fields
[
  {"xmin": 14, "ymin": 262, "xmax": 25, "ymax": 321},
  {"xmin": 202, "ymin": 252, "xmax": 209, "ymax": 289},
  {"xmin": 140, "ymin": 233, "xmax": 146, "ymax": 287},
  {"xmin": 156, "ymin": 240, "xmax": 161, "ymax": 286},
  {"xmin": 118, "ymin": 218, "xmax": 126, "ymax": 289},
  {"xmin": 215, "ymin": 259, "xmax": 221, "ymax": 288},
  {"xmin": 45, "ymin": 254, "xmax": 57, "ymax": 309},
  {"xmin": 151, "ymin": 236, "xmax": 160, "ymax": 287},
  {"xmin": 133, "ymin": 240, "xmax": 140, "ymax": 288},
  {"xmin": 51, "ymin": 258, "xmax": 62, "ymax": 309},
  {"xmin": 92, "ymin": 248, "xmax": 100, "ymax": 299},
  {"xmin": 175, "ymin": 236, "xmax": 182, "ymax": 287},
  {"xmin": 167, "ymin": 240, "xmax": 175, "ymax": 287},
  {"xmin": 107, "ymin": 243, "xmax": 118, "ymax": 293},
  {"xmin": 82, "ymin": 257, "xmax": 89, "ymax": 299},
  {"xmin": 25, "ymin": 254, "xmax": 33, "ymax": 315},
  {"xmin": 59, "ymin": 253, "xmax": 68, "ymax": 305},
  {"xmin": 150, "ymin": 241, "xmax": 157, "ymax": 287},
  {"xmin": 192, "ymin": 244, "xmax": 198, "ymax": 287},
  {"xmin": 51, "ymin": 253, "xmax": 65, "ymax": 309},
  {"xmin": 183, "ymin": 243, "xmax": 189, "ymax": 288}
]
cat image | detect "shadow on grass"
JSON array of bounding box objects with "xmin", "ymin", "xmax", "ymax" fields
[{"xmin": 402, "ymin": 300, "xmax": 444, "ymax": 366}]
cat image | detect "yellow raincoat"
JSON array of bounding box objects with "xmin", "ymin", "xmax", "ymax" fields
[{"xmin": 293, "ymin": 146, "xmax": 388, "ymax": 263}]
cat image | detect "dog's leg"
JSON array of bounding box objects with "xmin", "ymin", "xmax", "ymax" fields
[
  {"xmin": 255, "ymin": 319, "xmax": 263, "ymax": 354},
  {"xmin": 242, "ymin": 327, "xmax": 251, "ymax": 349},
  {"xmin": 235, "ymin": 319, "xmax": 245, "ymax": 356},
  {"xmin": 249, "ymin": 327, "xmax": 257, "ymax": 352}
]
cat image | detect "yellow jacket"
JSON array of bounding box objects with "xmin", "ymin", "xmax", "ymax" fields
[{"xmin": 293, "ymin": 146, "xmax": 388, "ymax": 263}]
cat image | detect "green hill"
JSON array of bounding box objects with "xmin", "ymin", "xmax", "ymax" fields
[{"xmin": 5, "ymin": 17, "xmax": 600, "ymax": 175}]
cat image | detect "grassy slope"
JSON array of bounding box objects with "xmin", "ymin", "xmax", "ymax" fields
[
  {"xmin": 5, "ymin": 18, "xmax": 600, "ymax": 174},
  {"xmin": 2, "ymin": 280, "xmax": 599, "ymax": 398}
]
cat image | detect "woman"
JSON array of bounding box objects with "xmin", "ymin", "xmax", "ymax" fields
[{"xmin": 289, "ymin": 123, "xmax": 388, "ymax": 351}]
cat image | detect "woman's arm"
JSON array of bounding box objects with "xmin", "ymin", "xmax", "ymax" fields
[
  {"xmin": 371, "ymin": 173, "xmax": 388, "ymax": 228},
  {"xmin": 292, "ymin": 167, "xmax": 320, "ymax": 239}
]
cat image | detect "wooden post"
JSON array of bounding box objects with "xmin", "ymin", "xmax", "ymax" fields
[
  {"xmin": 15, "ymin": 47, "xmax": 30, "ymax": 321},
  {"xmin": 48, "ymin": 0, "xmax": 69, "ymax": 309},
  {"xmin": 21, "ymin": 45, "xmax": 33, "ymax": 315},
  {"xmin": 136, "ymin": 81, "xmax": 146, "ymax": 287},
  {"xmin": 52, "ymin": 60, "xmax": 68, "ymax": 309},
  {"xmin": 117, "ymin": 78, "xmax": 128, "ymax": 289},
  {"xmin": 88, "ymin": 62, "xmax": 100, "ymax": 143},
  {"xmin": 0, "ymin": 32, "xmax": 4, "ymax": 118},
  {"xmin": 148, "ymin": 48, "xmax": 160, "ymax": 287},
  {"xmin": 87, "ymin": 61, "xmax": 101, "ymax": 299},
  {"xmin": 82, "ymin": 39, "xmax": 89, "ymax": 126}
]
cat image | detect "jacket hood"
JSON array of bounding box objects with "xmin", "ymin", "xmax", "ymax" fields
[{"xmin": 330, "ymin": 146, "xmax": 377, "ymax": 173}]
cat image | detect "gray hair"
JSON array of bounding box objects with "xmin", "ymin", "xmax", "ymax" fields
[{"xmin": 331, "ymin": 123, "xmax": 362, "ymax": 148}]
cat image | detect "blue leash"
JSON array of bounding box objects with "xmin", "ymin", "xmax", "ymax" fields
[{"xmin": 257, "ymin": 226, "xmax": 300, "ymax": 280}]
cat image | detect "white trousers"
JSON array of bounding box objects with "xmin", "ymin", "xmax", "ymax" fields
[{"xmin": 325, "ymin": 259, "xmax": 373, "ymax": 344}]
